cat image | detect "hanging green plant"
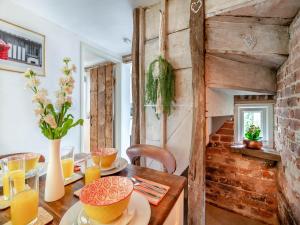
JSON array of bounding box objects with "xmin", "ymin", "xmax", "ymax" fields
[{"xmin": 145, "ymin": 55, "xmax": 175, "ymax": 116}]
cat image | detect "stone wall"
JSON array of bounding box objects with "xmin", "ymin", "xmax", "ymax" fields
[
  {"xmin": 275, "ymin": 11, "xmax": 300, "ymax": 224},
  {"xmin": 206, "ymin": 119, "xmax": 278, "ymax": 225}
]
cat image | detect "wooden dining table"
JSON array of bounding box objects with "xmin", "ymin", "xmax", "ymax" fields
[{"xmin": 0, "ymin": 164, "xmax": 186, "ymax": 225}]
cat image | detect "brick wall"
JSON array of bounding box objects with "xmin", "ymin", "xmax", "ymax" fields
[
  {"xmin": 275, "ymin": 11, "xmax": 300, "ymax": 224},
  {"xmin": 206, "ymin": 119, "xmax": 278, "ymax": 224}
]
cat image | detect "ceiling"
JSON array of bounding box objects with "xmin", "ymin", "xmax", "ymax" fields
[{"xmin": 11, "ymin": 0, "xmax": 159, "ymax": 57}]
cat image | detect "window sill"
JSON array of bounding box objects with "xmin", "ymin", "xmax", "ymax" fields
[{"xmin": 230, "ymin": 144, "xmax": 281, "ymax": 164}]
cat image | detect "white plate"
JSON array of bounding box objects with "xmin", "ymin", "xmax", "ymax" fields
[
  {"xmin": 59, "ymin": 191, "xmax": 151, "ymax": 225},
  {"xmin": 100, "ymin": 158, "xmax": 128, "ymax": 176}
]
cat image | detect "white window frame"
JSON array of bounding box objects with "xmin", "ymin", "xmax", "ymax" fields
[{"xmin": 234, "ymin": 104, "xmax": 274, "ymax": 147}]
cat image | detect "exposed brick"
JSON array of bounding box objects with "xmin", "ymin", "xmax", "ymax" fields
[
  {"xmin": 220, "ymin": 136, "xmax": 234, "ymax": 143},
  {"xmin": 206, "ymin": 120, "xmax": 278, "ymax": 224},
  {"xmin": 216, "ymin": 128, "xmax": 234, "ymax": 135},
  {"xmin": 275, "ymin": 13, "xmax": 300, "ymax": 225},
  {"xmin": 211, "ymin": 134, "xmax": 219, "ymax": 141}
]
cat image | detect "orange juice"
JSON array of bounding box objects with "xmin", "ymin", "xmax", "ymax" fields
[
  {"xmin": 11, "ymin": 189, "xmax": 38, "ymax": 225},
  {"xmin": 2, "ymin": 173, "xmax": 10, "ymax": 199},
  {"xmin": 85, "ymin": 166, "xmax": 100, "ymax": 184},
  {"xmin": 62, "ymin": 158, "xmax": 74, "ymax": 179},
  {"xmin": 2, "ymin": 170, "xmax": 25, "ymax": 200},
  {"xmin": 8, "ymin": 160, "xmax": 22, "ymax": 171},
  {"xmin": 11, "ymin": 170, "xmax": 26, "ymax": 193},
  {"xmin": 92, "ymin": 155, "xmax": 101, "ymax": 166},
  {"xmin": 25, "ymin": 156, "xmax": 39, "ymax": 172}
]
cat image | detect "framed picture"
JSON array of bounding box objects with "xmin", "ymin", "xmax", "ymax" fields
[{"xmin": 0, "ymin": 19, "xmax": 45, "ymax": 76}]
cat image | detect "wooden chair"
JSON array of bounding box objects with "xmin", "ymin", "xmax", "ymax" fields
[
  {"xmin": 0, "ymin": 152, "xmax": 45, "ymax": 162},
  {"xmin": 126, "ymin": 144, "xmax": 176, "ymax": 174}
]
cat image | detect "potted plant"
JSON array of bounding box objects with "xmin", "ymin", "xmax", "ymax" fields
[
  {"xmin": 243, "ymin": 125, "xmax": 263, "ymax": 150},
  {"xmin": 145, "ymin": 55, "xmax": 175, "ymax": 117}
]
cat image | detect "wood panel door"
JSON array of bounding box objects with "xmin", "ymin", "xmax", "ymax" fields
[{"xmin": 90, "ymin": 63, "xmax": 114, "ymax": 151}]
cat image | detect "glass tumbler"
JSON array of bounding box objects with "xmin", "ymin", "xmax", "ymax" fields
[
  {"xmin": 10, "ymin": 165, "xmax": 39, "ymax": 225},
  {"xmin": 1, "ymin": 155, "xmax": 26, "ymax": 201},
  {"xmin": 61, "ymin": 146, "xmax": 75, "ymax": 181},
  {"xmin": 84, "ymin": 152, "xmax": 101, "ymax": 185}
]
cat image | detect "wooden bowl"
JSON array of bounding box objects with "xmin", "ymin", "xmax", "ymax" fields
[
  {"xmin": 93, "ymin": 148, "xmax": 118, "ymax": 169},
  {"xmin": 80, "ymin": 176, "xmax": 133, "ymax": 224}
]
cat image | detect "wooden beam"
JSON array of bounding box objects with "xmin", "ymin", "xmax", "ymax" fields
[
  {"xmin": 97, "ymin": 66, "xmax": 106, "ymax": 148},
  {"xmin": 221, "ymin": 0, "xmax": 300, "ymax": 19},
  {"xmin": 206, "ymin": 0, "xmax": 267, "ymax": 18},
  {"xmin": 207, "ymin": 51, "xmax": 287, "ymax": 69},
  {"xmin": 206, "ymin": 54, "xmax": 276, "ymax": 94},
  {"xmin": 188, "ymin": 0, "xmax": 206, "ymax": 224},
  {"xmin": 206, "ymin": 19, "xmax": 289, "ymax": 55},
  {"xmin": 139, "ymin": 8, "xmax": 146, "ymax": 144},
  {"xmin": 159, "ymin": 0, "xmax": 168, "ymax": 149},
  {"xmin": 90, "ymin": 68, "xmax": 98, "ymax": 151},
  {"xmin": 105, "ymin": 64, "xmax": 114, "ymax": 147},
  {"xmin": 131, "ymin": 8, "xmax": 141, "ymax": 145}
]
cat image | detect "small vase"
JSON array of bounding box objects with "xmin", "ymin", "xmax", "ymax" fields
[{"xmin": 44, "ymin": 139, "xmax": 65, "ymax": 202}]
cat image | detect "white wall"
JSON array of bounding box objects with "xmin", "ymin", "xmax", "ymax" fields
[
  {"xmin": 0, "ymin": 1, "xmax": 82, "ymax": 157},
  {"xmin": 120, "ymin": 63, "xmax": 131, "ymax": 161}
]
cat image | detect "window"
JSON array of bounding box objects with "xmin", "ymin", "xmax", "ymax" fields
[{"xmin": 235, "ymin": 104, "xmax": 274, "ymax": 146}]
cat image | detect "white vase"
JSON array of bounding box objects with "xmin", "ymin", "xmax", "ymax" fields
[{"xmin": 44, "ymin": 139, "xmax": 65, "ymax": 202}]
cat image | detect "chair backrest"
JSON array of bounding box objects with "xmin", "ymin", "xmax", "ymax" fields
[
  {"xmin": 126, "ymin": 144, "xmax": 176, "ymax": 174},
  {"xmin": 0, "ymin": 152, "xmax": 45, "ymax": 162}
]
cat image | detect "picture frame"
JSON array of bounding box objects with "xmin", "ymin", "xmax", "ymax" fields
[{"xmin": 0, "ymin": 19, "xmax": 45, "ymax": 76}]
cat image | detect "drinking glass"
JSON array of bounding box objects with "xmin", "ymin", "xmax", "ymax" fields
[
  {"xmin": 61, "ymin": 146, "xmax": 75, "ymax": 180},
  {"xmin": 25, "ymin": 153, "xmax": 40, "ymax": 174},
  {"xmin": 1, "ymin": 155, "xmax": 26, "ymax": 201},
  {"xmin": 10, "ymin": 163, "xmax": 39, "ymax": 225},
  {"xmin": 84, "ymin": 152, "xmax": 101, "ymax": 185}
]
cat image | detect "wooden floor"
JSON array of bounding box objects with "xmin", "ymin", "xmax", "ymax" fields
[{"xmin": 206, "ymin": 204, "xmax": 266, "ymax": 225}]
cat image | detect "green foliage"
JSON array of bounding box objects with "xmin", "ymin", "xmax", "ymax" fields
[
  {"xmin": 245, "ymin": 125, "xmax": 261, "ymax": 141},
  {"xmin": 145, "ymin": 56, "xmax": 175, "ymax": 116}
]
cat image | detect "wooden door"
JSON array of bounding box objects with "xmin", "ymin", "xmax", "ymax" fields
[{"xmin": 90, "ymin": 63, "xmax": 114, "ymax": 151}]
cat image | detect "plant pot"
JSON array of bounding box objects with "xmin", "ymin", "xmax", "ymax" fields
[
  {"xmin": 44, "ymin": 139, "xmax": 65, "ymax": 202},
  {"xmin": 243, "ymin": 139, "xmax": 263, "ymax": 150}
]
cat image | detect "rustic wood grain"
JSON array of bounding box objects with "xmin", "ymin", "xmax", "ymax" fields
[
  {"xmin": 0, "ymin": 164, "xmax": 186, "ymax": 225},
  {"xmin": 96, "ymin": 66, "xmax": 105, "ymax": 148},
  {"xmin": 90, "ymin": 68, "xmax": 98, "ymax": 151},
  {"xmin": 206, "ymin": 19, "xmax": 289, "ymax": 54},
  {"xmin": 159, "ymin": 0, "xmax": 168, "ymax": 150},
  {"xmin": 105, "ymin": 63, "xmax": 113, "ymax": 147},
  {"xmin": 188, "ymin": 0, "xmax": 206, "ymax": 225},
  {"xmin": 139, "ymin": 7, "xmax": 146, "ymax": 145},
  {"xmin": 131, "ymin": 8, "xmax": 141, "ymax": 145},
  {"xmin": 205, "ymin": 54, "xmax": 276, "ymax": 94}
]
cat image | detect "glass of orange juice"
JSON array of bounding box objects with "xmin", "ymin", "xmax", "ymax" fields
[
  {"xmin": 61, "ymin": 146, "xmax": 75, "ymax": 181},
  {"xmin": 84, "ymin": 152, "xmax": 101, "ymax": 185},
  {"xmin": 10, "ymin": 164, "xmax": 39, "ymax": 225},
  {"xmin": 25, "ymin": 153, "xmax": 40, "ymax": 174},
  {"xmin": 1, "ymin": 155, "xmax": 26, "ymax": 201}
]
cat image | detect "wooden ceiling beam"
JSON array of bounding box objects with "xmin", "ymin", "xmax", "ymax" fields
[
  {"xmin": 205, "ymin": 18, "xmax": 289, "ymax": 68},
  {"xmin": 206, "ymin": 19, "xmax": 289, "ymax": 55},
  {"xmin": 206, "ymin": 0, "xmax": 300, "ymax": 19},
  {"xmin": 206, "ymin": 54, "xmax": 277, "ymax": 94},
  {"xmin": 206, "ymin": 0, "xmax": 267, "ymax": 18}
]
